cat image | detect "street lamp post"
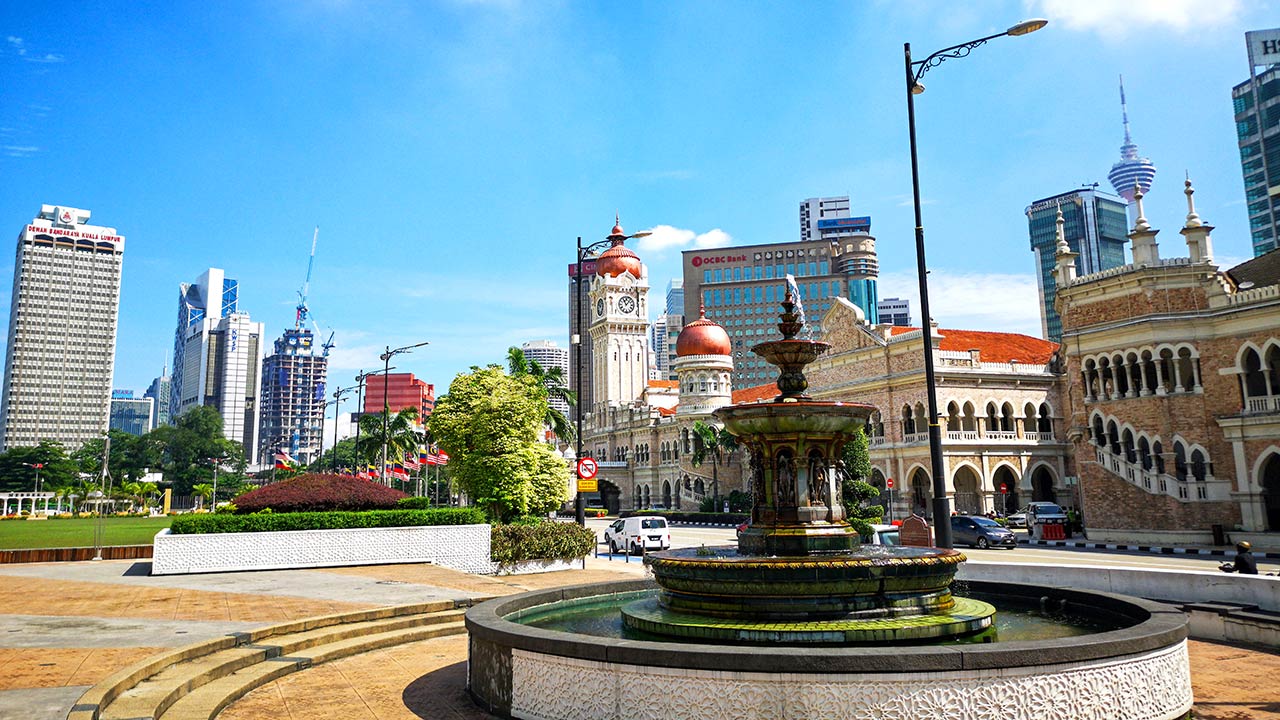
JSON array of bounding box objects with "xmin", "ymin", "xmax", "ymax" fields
[
  {"xmin": 24, "ymin": 462, "xmax": 44, "ymax": 494},
  {"xmin": 904, "ymin": 18, "xmax": 1046, "ymax": 549},
  {"xmin": 572, "ymin": 220, "xmax": 650, "ymax": 525},
  {"xmin": 379, "ymin": 343, "xmax": 429, "ymax": 484},
  {"xmin": 330, "ymin": 385, "xmax": 351, "ymax": 472}
]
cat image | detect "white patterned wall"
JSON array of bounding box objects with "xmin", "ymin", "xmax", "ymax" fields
[
  {"xmin": 508, "ymin": 641, "xmax": 1192, "ymax": 720},
  {"xmin": 152, "ymin": 524, "xmax": 493, "ymax": 575}
]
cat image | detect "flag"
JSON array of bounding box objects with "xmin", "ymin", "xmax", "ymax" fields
[
  {"xmin": 273, "ymin": 452, "xmax": 294, "ymax": 470},
  {"xmin": 418, "ymin": 447, "xmax": 430, "ymax": 464},
  {"xmin": 404, "ymin": 456, "xmax": 420, "ymax": 470},
  {"xmin": 437, "ymin": 451, "xmax": 449, "ymax": 466}
]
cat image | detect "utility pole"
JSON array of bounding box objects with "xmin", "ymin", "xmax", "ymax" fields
[{"xmin": 92, "ymin": 436, "xmax": 112, "ymax": 561}]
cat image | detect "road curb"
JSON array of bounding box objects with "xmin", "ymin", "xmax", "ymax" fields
[{"xmin": 1017, "ymin": 537, "xmax": 1280, "ymax": 559}]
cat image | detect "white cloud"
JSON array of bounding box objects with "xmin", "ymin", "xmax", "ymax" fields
[
  {"xmin": 3, "ymin": 145, "xmax": 39, "ymax": 158},
  {"xmin": 1030, "ymin": 0, "xmax": 1242, "ymax": 40},
  {"xmin": 26, "ymin": 53, "xmax": 64, "ymax": 64},
  {"xmin": 635, "ymin": 225, "xmax": 733, "ymax": 254},
  {"xmin": 878, "ymin": 269, "xmax": 1043, "ymax": 337}
]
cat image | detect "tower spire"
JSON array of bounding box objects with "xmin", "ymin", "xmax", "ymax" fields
[{"xmin": 1107, "ymin": 75, "xmax": 1157, "ymax": 206}]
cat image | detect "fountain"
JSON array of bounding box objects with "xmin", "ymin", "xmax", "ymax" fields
[
  {"xmin": 622, "ymin": 290, "xmax": 995, "ymax": 645},
  {"xmin": 466, "ymin": 290, "xmax": 1193, "ymax": 720}
]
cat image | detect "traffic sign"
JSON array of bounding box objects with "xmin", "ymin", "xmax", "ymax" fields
[
  {"xmin": 886, "ymin": 478, "xmax": 894, "ymax": 489},
  {"xmin": 1000, "ymin": 483, "xmax": 1008, "ymax": 493},
  {"xmin": 576, "ymin": 457, "xmax": 598, "ymax": 480},
  {"xmin": 577, "ymin": 478, "xmax": 598, "ymax": 493}
]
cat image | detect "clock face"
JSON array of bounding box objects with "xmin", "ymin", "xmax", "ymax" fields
[
  {"xmin": 596, "ymin": 298, "xmax": 605, "ymax": 316},
  {"xmin": 618, "ymin": 296, "xmax": 636, "ymax": 314}
]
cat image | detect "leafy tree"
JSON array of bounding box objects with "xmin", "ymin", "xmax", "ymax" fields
[
  {"xmin": 355, "ymin": 407, "xmax": 423, "ymax": 474},
  {"xmin": 430, "ymin": 366, "xmax": 568, "ymax": 522},
  {"xmin": 75, "ymin": 430, "xmax": 158, "ymax": 483},
  {"xmin": 690, "ymin": 421, "xmax": 737, "ymax": 509},
  {"xmin": 0, "ymin": 441, "xmax": 79, "ymax": 493},
  {"xmin": 156, "ymin": 407, "xmax": 244, "ymax": 495},
  {"xmin": 507, "ymin": 346, "xmax": 577, "ymax": 443},
  {"xmin": 839, "ymin": 426, "xmax": 883, "ymax": 538}
]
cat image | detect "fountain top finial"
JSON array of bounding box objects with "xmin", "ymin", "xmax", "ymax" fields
[{"xmin": 777, "ymin": 287, "xmax": 803, "ymax": 340}]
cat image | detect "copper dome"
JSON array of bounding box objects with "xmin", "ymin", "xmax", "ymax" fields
[{"xmin": 676, "ymin": 306, "xmax": 731, "ymax": 357}]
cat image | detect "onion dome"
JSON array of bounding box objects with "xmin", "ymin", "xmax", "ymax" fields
[
  {"xmin": 676, "ymin": 305, "xmax": 731, "ymax": 357},
  {"xmin": 596, "ymin": 214, "xmax": 643, "ymax": 278}
]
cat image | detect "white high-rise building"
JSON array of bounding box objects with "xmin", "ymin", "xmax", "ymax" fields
[
  {"xmin": 0, "ymin": 205, "xmax": 124, "ymax": 451},
  {"xmin": 171, "ymin": 269, "xmax": 265, "ymax": 464},
  {"xmin": 520, "ymin": 339, "xmax": 570, "ymax": 417}
]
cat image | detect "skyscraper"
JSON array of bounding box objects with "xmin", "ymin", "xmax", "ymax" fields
[
  {"xmin": 1026, "ymin": 188, "xmax": 1129, "ymax": 341},
  {"xmin": 109, "ymin": 390, "xmax": 154, "ymax": 436},
  {"xmin": 799, "ymin": 196, "xmax": 851, "ymax": 242},
  {"xmin": 568, "ymin": 256, "xmax": 598, "ymax": 422},
  {"xmin": 170, "ymin": 268, "xmax": 265, "ymax": 463},
  {"xmin": 144, "ymin": 369, "xmax": 171, "ymax": 427},
  {"xmin": 1106, "ymin": 76, "xmax": 1157, "ymax": 218},
  {"xmin": 520, "ymin": 340, "xmax": 570, "ymax": 418},
  {"xmin": 259, "ymin": 328, "xmax": 329, "ymax": 466},
  {"xmin": 877, "ymin": 298, "xmax": 912, "ymax": 327},
  {"xmin": 1232, "ymin": 28, "xmax": 1280, "ymax": 256},
  {"xmin": 651, "ymin": 280, "xmax": 685, "ymax": 382},
  {"xmin": 682, "ymin": 236, "xmax": 881, "ymax": 390},
  {"xmin": 0, "ymin": 205, "xmax": 124, "ymax": 451}
]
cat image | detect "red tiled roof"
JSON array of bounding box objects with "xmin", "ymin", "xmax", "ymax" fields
[
  {"xmin": 732, "ymin": 383, "xmax": 777, "ymax": 404},
  {"xmin": 648, "ymin": 380, "xmax": 679, "ymax": 389},
  {"xmin": 887, "ymin": 327, "xmax": 1058, "ymax": 364},
  {"xmin": 657, "ymin": 406, "xmax": 677, "ymax": 417}
]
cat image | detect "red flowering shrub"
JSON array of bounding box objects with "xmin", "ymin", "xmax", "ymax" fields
[{"xmin": 234, "ymin": 474, "xmax": 408, "ymax": 514}]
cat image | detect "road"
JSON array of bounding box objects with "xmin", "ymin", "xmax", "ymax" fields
[{"xmin": 584, "ymin": 518, "xmax": 1277, "ymax": 573}]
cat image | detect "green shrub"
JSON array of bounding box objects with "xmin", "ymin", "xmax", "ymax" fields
[
  {"xmin": 169, "ymin": 507, "xmax": 486, "ymax": 535},
  {"xmin": 490, "ymin": 521, "xmax": 596, "ymax": 564},
  {"xmin": 585, "ymin": 508, "xmax": 608, "ymax": 518}
]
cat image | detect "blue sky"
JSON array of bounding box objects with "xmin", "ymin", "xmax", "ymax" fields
[{"xmin": 1, "ymin": 0, "xmax": 1275, "ymax": 404}]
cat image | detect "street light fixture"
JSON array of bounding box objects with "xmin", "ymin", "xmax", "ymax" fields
[
  {"xmin": 572, "ymin": 218, "xmax": 651, "ymax": 525},
  {"xmin": 904, "ymin": 18, "xmax": 1046, "ymax": 549},
  {"xmin": 379, "ymin": 342, "xmax": 429, "ymax": 484}
]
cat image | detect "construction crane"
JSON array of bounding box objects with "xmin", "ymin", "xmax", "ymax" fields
[
  {"xmin": 294, "ymin": 227, "xmax": 336, "ymax": 357},
  {"xmin": 296, "ymin": 227, "xmax": 318, "ymax": 330}
]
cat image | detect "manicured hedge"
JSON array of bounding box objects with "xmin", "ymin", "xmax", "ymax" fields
[
  {"xmin": 618, "ymin": 510, "xmax": 748, "ymax": 525},
  {"xmin": 234, "ymin": 474, "xmax": 407, "ymax": 514},
  {"xmin": 490, "ymin": 521, "xmax": 597, "ymax": 564},
  {"xmin": 169, "ymin": 507, "xmax": 486, "ymax": 535},
  {"xmin": 396, "ymin": 497, "xmax": 451, "ymax": 510}
]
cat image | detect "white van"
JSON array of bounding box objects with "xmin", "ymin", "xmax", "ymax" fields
[{"xmin": 603, "ymin": 516, "xmax": 671, "ymax": 555}]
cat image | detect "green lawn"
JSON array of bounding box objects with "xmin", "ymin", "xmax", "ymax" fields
[{"xmin": 0, "ymin": 516, "xmax": 172, "ymax": 549}]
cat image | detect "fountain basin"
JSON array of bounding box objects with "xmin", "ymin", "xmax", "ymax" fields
[{"xmin": 466, "ymin": 578, "xmax": 1192, "ymax": 720}]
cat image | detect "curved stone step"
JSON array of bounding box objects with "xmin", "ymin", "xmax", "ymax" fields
[
  {"xmin": 160, "ymin": 621, "xmax": 466, "ymax": 720},
  {"xmin": 69, "ymin": 599, "xmax": 480, "ymax": 720}
]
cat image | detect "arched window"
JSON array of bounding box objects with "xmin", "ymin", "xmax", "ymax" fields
[
  {"xmin": 902, "ymin": 405, "xmax": 914, "ymax": 436},
  {"xmin": 1174, "ymin": 443, "xmax": 1188, "ymax": 482},
  {"xmin": 1022, "ymin": 403, "xmax": 1037, "ymax": 434},
  {"xmin": 1037, "ymin": 403, "xmax": 1053, "ymax": 434},
  {"xmin": 1190, "ymin": 449, "xmax": 1209, "ymax": 481},
  {"xmin": 1000, "ymin": 402, "xmax": 1015, "ymax": 432},
  {"xmin": 1112, "ymin": 354, "xmax": 1129, "ymax": 396},
  {"xmin": 1107, "ymin": 420, "xmax": 1120, "ymax": 455},
  {"xmin": 946, "ymin": 401, "xmax": 961, "ymax": 431},
  {"xmin": 1138, "ymin": 437, "xmax": 1152, "ymax": 470},
  {"xmin": 1121, "ymin": 428, "xmax": 1136, "ymax": 463},
  {"xmin": 985, "ymin": 403, "xmax": 1000, "ymax": 433},
  {"xmin": 1092, "ymin": 415, "xmax": 1105, "ymax": 446},
  {"xmin": 1152, "ymin": 441, "xmax": 1165, "ymax": 474},
  {"xmin": 1243, "ymin": 348, "xmax": 1268, "ymax": 397}
]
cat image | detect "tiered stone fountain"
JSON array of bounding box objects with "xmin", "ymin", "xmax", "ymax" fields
[{"xmin": 624, "ymin": 291, "xmax": 995, "ymax": 644}]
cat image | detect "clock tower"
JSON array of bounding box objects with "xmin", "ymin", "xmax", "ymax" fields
[{"xmin": 588, "ymin": 216, "xmax": 650, "ymax": 415}]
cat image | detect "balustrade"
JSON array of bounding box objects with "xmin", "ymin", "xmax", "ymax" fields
[{"xmin": 1092, "ymin": 443, "xmax": 1229, "ymax": 503}]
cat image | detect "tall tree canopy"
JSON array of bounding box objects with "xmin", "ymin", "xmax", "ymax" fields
[
  {"xmin": 506, "ymin": 346, "xmax": 577, "ymax": 442},
  {"xmin": 154, "ymin": 406, "xmax": 244, "ymax": 495},
  {"xmin": 430, "ymin": 365, "xmax": 568, "ymax": 522}
]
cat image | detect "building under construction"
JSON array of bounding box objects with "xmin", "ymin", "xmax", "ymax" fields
[{"xmin": 258, "ymin": 328, "xmax": 328, "ymax": 466}]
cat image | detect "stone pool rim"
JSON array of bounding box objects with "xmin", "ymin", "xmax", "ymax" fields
[{"xmin": 464, "ymin": 577, "xmax": 1188, "ymax": 674}]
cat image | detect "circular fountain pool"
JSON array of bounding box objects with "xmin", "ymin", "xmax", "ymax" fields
[{"xmin": 466, "ymin": 577, "xmax": 1192, "ymax": 720}]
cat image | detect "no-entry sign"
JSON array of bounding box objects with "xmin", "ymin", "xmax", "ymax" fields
[
  {"xmin": 1000, "ymin": 483, "xmax": 1008, "ymax": 493},
  {"xmin": 886, "ymin": 478, "xmax": 894, "ymax": 489},
  {"xmin": 576, "ymin": 457, "xmax": 598, "ymax": 480}
]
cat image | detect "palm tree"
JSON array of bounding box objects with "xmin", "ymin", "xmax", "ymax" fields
[
  {"xmin": 355, "ymin": 407, "xmax": 424, "ymax": 478},
  {"xmin": 507, "ymin": 347, "xmax": 577, "ymax": 443},
  {"xmin": 139, "ymin": 482, "xmax": 159, "ymax": 512},
  {"xmin": 690, "ymin": 421, "xmax": 738, "ymax": 510},
  {"xmin": 192, "ymin": 483, "xmax": 214, "ymax": 511},
  {"xmin": 120, "ymin": 482, "xmax": 143, "ymax": 513}
]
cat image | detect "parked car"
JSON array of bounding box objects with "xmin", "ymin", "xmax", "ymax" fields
[
  {"xmin": 950, "ymin": 515, "xmax": 1017, "ymax": 549},
  {"xmin": 1008, "ymin": 502, "xmax": 1068, "ymax": 530},
  {"xmin": 863, "ymin": 523, "xmax": 900, "ymax": 546},
  {"xmin": 603, "ymin": 516, "xmax": 671, "ymax": 555}
]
